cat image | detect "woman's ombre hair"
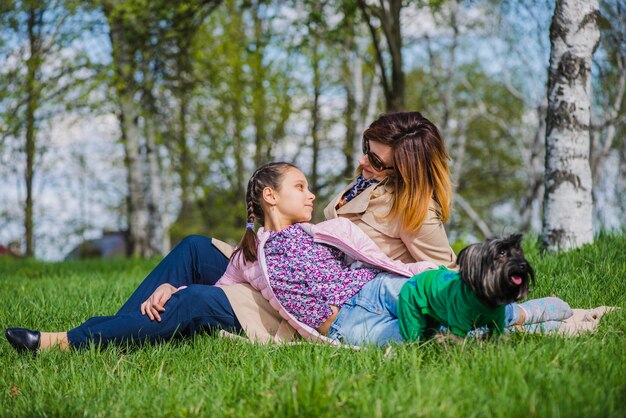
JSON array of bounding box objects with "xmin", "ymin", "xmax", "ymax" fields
[{"xmin": 362, "ymin": 112, "xmax": 452, "ymax": 232}]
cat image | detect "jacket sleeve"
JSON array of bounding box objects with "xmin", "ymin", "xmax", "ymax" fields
[{"xmin": 400, "ymin": 204, "xmax": 457, "ymax": 270}]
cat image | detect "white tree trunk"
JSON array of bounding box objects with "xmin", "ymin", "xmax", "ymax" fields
[
  {"xmin": 120, "ymin": 97, "xmax": 150, "ymax": 257},
  {"xmin": 542, "ymin": 0, "xmax": 600, "ymax": 251},
  {"xmin": 144, "ymin": 113, "xmax": 165, "ymax": 256}
]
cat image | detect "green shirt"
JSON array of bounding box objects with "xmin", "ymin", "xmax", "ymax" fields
[{"xmin": 397, "ymin": 266, "xmax": 506, "ymax": 341}]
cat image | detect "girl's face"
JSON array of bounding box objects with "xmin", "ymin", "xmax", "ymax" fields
[
  {"xmin": 359, "ymin": 140, "xmax": 393, "ymax": 180},
  {"xmin": 265, "ymin": 167, "xmax": 315, "ymax": 225}
]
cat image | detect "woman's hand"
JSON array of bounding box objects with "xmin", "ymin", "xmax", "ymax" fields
[{"xmin": 140, "ymin": 283, "xmax": 179, "ymax": 322}]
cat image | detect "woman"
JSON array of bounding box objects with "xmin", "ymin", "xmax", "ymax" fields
[{"xmin": 324, "ymin": 112, "xmax": 455, "ymax": 267}]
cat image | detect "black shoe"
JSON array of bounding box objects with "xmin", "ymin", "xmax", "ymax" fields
[{"xmin": 5, "ymin": 328, "xmax": 40, "ymax": 353}]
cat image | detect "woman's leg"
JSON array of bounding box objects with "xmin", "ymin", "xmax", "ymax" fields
[
  {"xmin": 39, "ymin": 332, "xmax": 70, "ymax": 350},
  {"xmin": 327, "ymin": 273, "xmax": 407, "ymax": 346},
  {"xmin": 116, "ymin": 235, "xmax": 229, "ymax": 315},
  {"xmin": 67, "ymin": 285, "xmax": 240, "ymax": 349}
]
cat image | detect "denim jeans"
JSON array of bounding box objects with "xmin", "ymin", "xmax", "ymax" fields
[
  {"xmin": 67, "ymin": 235, "xmax": 240, "ymax": 349},
  {"xmin": 327, "ymin": 273, "xmax": 408, "ymax": 346}
]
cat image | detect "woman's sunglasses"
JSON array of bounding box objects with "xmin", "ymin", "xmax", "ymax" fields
[{"xmin": 362, "ymin": 140, "xmax": 394, "ymax": 171}]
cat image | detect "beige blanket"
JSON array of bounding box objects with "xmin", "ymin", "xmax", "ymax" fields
[{"xmin": 556, "ymin": 306, "xmax": 619, "ymax": 336}]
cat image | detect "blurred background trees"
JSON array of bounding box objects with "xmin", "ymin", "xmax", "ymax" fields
[{"xmin": 0, "ymin": 0, "xmax": 624, "ymax": 259}]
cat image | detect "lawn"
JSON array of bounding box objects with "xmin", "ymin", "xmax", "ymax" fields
[{"xmin": 1, "ymin": 234, "xmax": 625, "ymax": 417}]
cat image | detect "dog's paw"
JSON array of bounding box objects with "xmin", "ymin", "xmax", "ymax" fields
[{"xmin": 432, "ymin": 331, "xmax": 465, "ymax": 348}]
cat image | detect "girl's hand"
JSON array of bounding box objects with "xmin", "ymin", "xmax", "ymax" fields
[{"xmin": 140, "ymin": 283, "xmax": 178, "ymax": 322}]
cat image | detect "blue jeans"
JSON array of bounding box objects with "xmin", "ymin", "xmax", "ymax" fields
[
  {"xmin": 67, "ymin": 235, "xmax": 240, "ymax": 349},
  {"xmin": 327, "ymin": 273, "xmax": 408, "ymax": 346}
]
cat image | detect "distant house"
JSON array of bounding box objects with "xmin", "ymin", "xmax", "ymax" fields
[
  {"xmin": 65, "ymin": 231, "xmax": 128, "ymax": 260},
  {"xmin": 0, "ymin": 242, "xmax": 21, "ymax": 258}
]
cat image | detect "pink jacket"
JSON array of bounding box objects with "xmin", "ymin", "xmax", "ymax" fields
[{"xmin": 216, "ymin": 217, "xmax": 436, "ymax": 344}]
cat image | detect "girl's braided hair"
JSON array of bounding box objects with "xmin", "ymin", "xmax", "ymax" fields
[{"xmin": 231, "ymin": 162, "xmax": 298, "ymax": 263}]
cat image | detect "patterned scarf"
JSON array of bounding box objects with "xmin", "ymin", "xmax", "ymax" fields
[{"xmin": 336, "ymin": 175, "xmax": 379, "ymax": 209}]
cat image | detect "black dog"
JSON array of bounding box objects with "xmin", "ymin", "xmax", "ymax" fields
[
  {"xmin": 398, "ymin": 234, "xmax": 535, "ymax": 341},
  {"xmin": 458, "ymin": 234, "xmax": 534, "ymax": 309}
]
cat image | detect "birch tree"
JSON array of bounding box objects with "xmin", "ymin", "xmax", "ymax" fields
[
  {"xmin": 542, "ymin": 0, "xmax": 600, "ymax": 251},
  {"xmin": 102, "ymin": 0, "xmax": 222, "ymax": 256},
  {"xmin": 102, "ymin": 0, "xmax": 151, "ymax": 257}
]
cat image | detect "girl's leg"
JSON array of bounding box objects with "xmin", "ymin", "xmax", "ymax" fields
[
  {"xmin": 505, "ymin": 297, "xmax": 573, "ymax": 327},
  {"xmin": 116, "ymin": 235, "xmax": 229, "ymax": 315},
  {"xmin": 327, "ymin": 273, "xmax": 407, "ymax": 346},
  {"xmin": 467, "ymin": 298, "xmax": 574, "ymax": 338},
  {"xmin": 68, "ymin": 285, "xmax": 240, "ymax": 349}
]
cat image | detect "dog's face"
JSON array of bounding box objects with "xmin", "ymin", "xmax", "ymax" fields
[{"xmin": 457, "ymin": 234, "xmax": 534, "ymax": 309}]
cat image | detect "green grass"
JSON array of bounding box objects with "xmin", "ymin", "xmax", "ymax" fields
[{"xmin": 1, "ymin": 234, "xmax": 625, "ymax": 417}]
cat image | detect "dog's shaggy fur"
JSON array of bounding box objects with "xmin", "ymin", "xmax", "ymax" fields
[{"xmin": 457, "ymin": 234, "xmax": 535, "ymax": 309}]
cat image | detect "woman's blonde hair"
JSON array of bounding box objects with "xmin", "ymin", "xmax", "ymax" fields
[{"xmin": 362, "ymin": 112, "xmax": 452, "ymax": 232}]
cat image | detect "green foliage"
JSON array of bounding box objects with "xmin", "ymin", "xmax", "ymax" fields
[
  {"xmin": 407, "ymin": 59, "xmax": 528, "ymax": 238},
  {"xmin": 592, "ymin": 0, "xmax": 625, "ymax": 157},
  {"xmin": 169, "ymin": 185, "xmax": 246, "ymax": 247},
  {"xmin": 2, "ymin": 0, "xmax": 625, "ymax": 259},
  {"xmin": 1, "ymin": 233, "xmax": 625, "ymax": 416}
]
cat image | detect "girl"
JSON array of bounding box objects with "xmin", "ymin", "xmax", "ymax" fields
[{"xmin": 215, "ymin": 162, "xmax": 438, "ymax": 345}]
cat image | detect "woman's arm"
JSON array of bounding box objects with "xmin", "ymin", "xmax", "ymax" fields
[{"xmin": 400, "ymin": 209, "xmax": 457, "ymax": 269}]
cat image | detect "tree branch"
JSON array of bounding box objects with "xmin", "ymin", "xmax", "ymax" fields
[
  {"xmin": 356, "ymin": 1, "xmax": 390, "ymax": 102},
  {"xmin": 454, "ymin": 193, "xmax": 493, "ymax": 238}
]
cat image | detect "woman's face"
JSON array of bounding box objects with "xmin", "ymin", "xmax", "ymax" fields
[
  {"xmin": 267, "ymin": 167, "xmax": 315, "ymax": 225},
  {"xmin": 359, "ymin": 140, "xmax": 393, "ymax": 180}
]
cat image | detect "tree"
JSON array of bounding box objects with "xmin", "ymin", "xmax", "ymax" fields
[
  {"xmin": 167, "ymin": 0, "xmax": 295, "ymax": 244},
  {"xmin": 162, "ymin": 1, "xmax": 222, "ymax": 224},
  {"xmin": 102, "ymin": 0, "xmax": 152, "ymax": 257},
  {"xmin": 590, "ymin": 0, "xmax": 626, "ymax": 229},
  {"xmin": 336, "ymin": 0, "xmax": 380, "ymax": 180},
  {"xmin": 0, "ymin": 0, "xmax": 97, "ymax": 257},
  {"xmin": 542, "ymin": 0, "xmax": 600, "ymax": 251},
  {"xmin": 356, "ymin": 0, "xmax": 405, "ymax": 111},
  {"xmin": 101, "ymin": 0, "xmax": 222, "ymax": 257}
]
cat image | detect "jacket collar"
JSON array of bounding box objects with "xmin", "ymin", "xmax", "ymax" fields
[{"xmin": 335, "ymin": 178, "xmax": 392, "ymax": 215}]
